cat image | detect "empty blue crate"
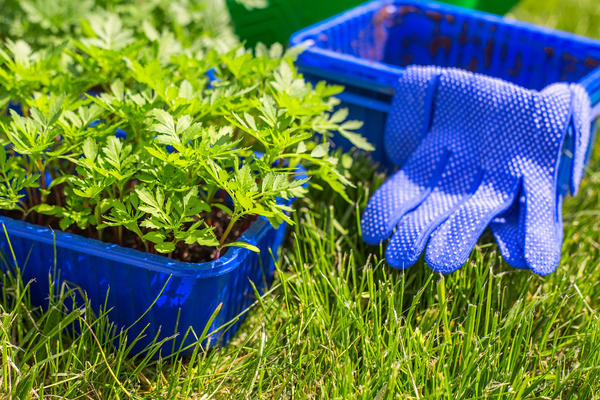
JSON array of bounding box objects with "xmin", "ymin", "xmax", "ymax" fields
[{"xmin": 290, "ymin": 0, "xmax": 600, "ymax": 172}]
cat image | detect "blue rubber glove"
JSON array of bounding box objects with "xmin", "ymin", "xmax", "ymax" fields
[
  {"xmin": 361, "ymin": 66, "xmax": 591, "ymax": 275},
  {"xmin": 490, "ymin": 85, "xmax": 591, "ymax": 270}
]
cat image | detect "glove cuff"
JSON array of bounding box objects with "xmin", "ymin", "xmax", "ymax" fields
[{"xmin": 384, "ymin": 66, "xmax": 443, "ymax": 167}]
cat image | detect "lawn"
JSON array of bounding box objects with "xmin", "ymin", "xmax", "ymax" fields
[{"xmin": 2, "ymin": 0, "xmax": 600, "ymax": 398}]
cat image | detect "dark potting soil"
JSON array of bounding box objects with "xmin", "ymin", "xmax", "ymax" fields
[{"xmin": 1, "ymin": 192, "xmax": 257, "ymax": 264}]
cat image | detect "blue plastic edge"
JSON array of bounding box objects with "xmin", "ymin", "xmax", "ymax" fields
[
  {"xmin": 0, "ymin": 164, "xmax": 307, "ymax": 279},
  {"xmin": 0, "ymin": 214, "xmax": 274, "ymax": 279},
  {"xmin": 290, "ymin": 0, "xmax": 600, "ymax": 107},
  {"xmin": 290, "ymin": 0, "xmax": 600, "ymax": 191}
]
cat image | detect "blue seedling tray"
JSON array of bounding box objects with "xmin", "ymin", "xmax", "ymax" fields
[
  {"xmin": 290, "ymin": 0, "xmax": 600, "ymax": 189},
  {"xmin": 0, "ymin": 205, "xmax": 291, "ymax": 356}
]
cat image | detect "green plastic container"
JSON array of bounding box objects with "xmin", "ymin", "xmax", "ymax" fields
[
  {"xmin": 227, "ymin": 0, "xmax": 519, "ymax": 46},
  {"xmin": 444, "ymin": 0, "xmax": 516, "ymax": 14}
]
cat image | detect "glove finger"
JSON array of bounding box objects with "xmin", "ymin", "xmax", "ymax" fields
[
  {"xmin": 522, "ymin": 176, "xmax": 563, "ymax": 275},
  {"xmin": 425, "ymin": 172, "xmax": 519, "ymax": 273},
  {"xmin": 385, "ymin": 156, "xmax": 482, "ymax": 269},
  {"xmin": 361, "ymin": 144, "xmax": 449, "ymax": 245},
  {"xmin": 384, "ymin": 66, "xmax": 442, "ymax": 167},
  {"xmin": 489, "ymin": 180, "xmax": 528, "ymax": 269},
  {"xmin": 490, "ymin": 219, "xmax": 528, "ymax": 269}
]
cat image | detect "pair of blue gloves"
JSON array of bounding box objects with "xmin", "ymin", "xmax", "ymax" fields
[{"xmin": 361, "ymin": 67, "xmax": 592, "ymax": 275}]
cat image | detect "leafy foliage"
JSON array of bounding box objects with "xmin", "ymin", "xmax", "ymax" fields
[
  {"xmin": 0, "ymin": 0, "xmax": 252, "ymax": 52},
  {"xmin": 0, "ymin": 2, "xmax": 370, "ymax": 261}
]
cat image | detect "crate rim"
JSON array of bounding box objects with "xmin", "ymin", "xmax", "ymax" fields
[
  {"xmin": 0, "ymin": 159, "xmax": 304, "ymax": 280},
  {"xmin": 289, "ymin": 0, "xmax": 600, "ymax": 106},
  {"xmin": 0, "ymin": 214, "xmax": 279, "ymax": 279}
]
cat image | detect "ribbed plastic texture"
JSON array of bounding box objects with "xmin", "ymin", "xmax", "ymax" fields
[
  {"xmin": 227, "ymin": 0, "xmax": 517, "ymax": 47},
  {"xmin": 0, "ymin": 212, "xmax": 288, "ymax": 355},
  {"xmin": 290, "ymin": 0, "xmax": 600, "ymax": 172}
]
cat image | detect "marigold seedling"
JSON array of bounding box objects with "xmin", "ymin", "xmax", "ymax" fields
[{"xmin": 0, "ymin": 9, "xmax": 371, "ymax": 262}]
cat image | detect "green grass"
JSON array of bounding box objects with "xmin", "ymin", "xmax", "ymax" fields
[{"xmin": 2, "ymin": 0, "xmax": 600, "ymax": 398}]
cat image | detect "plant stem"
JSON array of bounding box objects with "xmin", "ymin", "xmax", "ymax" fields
[
  {"xmin": 95, "ymin": 202, "xmax": 103, "ymax": 241},
  {"xmin": 38, "ymin": 160, "xmax": 49, "ymax": 205},
  {"xmin": 54, "ymin": 185, "xmax": 62, "ymax": 207},
  {"xmin": 219, "ymin": 213, "xmax": 240, "ymax": 249},
  {"xmin": 38, "ymin": 160, "xmax": 46, "ymax": 190},
  {"xmin": 17, "ymin": 200, "xmax": 27, "ymax": 213},
  {"xmin": 136, "ymin": 234, "xmax": 149, "ymax": 252},
  {"xmin": 25, "ymin": 187, "xmax": 33, "ymax": 208}
]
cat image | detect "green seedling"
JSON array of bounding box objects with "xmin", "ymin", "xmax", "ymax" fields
[{"xmin": 0, "ymin": 11, "xmax": 371, "ymax": 262}]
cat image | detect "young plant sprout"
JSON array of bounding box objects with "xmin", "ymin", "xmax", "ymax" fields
[{"xmin": 0, "ymin": 12, "xmax": 372, "ymax": 262}]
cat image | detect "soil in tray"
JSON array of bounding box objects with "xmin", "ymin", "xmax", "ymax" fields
[{"xmin": 2, "ymin": 191, "xmax": 258, "ymax": 264}]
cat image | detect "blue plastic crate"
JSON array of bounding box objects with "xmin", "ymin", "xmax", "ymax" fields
[
  {"xmin": 290, "ymin": 0, "xmax": 600, "ymax": 183},
  {"xmin": 0, "ymin": 209, "xmax": 289, "ymax": 355}
]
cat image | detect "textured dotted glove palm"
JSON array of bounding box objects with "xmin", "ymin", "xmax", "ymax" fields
[{"xmin": 361, "ymin": 66, "xmax": 591, "ymax": 275}]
